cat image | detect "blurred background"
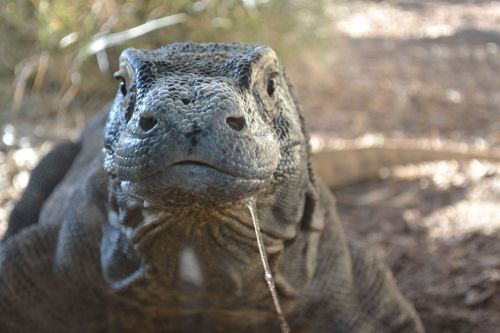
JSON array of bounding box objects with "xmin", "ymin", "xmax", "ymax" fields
[{"xmin": 0, "ymin": 0, "xmax": 499, "ymax": 332}]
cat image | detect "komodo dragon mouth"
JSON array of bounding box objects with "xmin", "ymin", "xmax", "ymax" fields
[
  {"xmin": 170, "ymin": 160, "xmax": 216, "ymax": 168},
  {"xmin": 154, "ymin": 158, "xmax": 269, "ymax": 180},
  {"xmin": 118, "ymin": 157, "xmax": 271, "ymax": 208}
]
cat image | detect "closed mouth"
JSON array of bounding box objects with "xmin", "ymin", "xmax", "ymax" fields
[
  {"xmin": 115, "ymin": 155, "xmax": 271, "ymax": 183},
  {"xmin": 169, "ymin": 160, "xmax": 231, "ymax": 175},
  {"xmin": 170, "ymin": 160, "xmax": 216, "ymax": 168}
]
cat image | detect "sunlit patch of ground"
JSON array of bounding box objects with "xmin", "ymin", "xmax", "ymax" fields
[
  {"xmin": 334, "ymin": 0, "xmax": 500, "ymax": 39},
  {"xmin": 390, "ymin": 161, "xmax": 500, "ymax": 238},
  {"xmin": 424, "ymin": 199, "xmax": 500, "ymax": 238}
]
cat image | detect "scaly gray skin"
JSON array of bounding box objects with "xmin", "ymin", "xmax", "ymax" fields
[{"xmin": 0, "ymin": 42, "xmax": 424, "ymax": 333}]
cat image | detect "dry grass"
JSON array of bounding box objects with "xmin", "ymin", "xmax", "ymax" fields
[{"xmin": 0, "ymin": 0, "xmax": 330, "ymax": 119}]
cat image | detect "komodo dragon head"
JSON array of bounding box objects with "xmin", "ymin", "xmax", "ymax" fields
[{"xmin": 104, "ymin": 42, "xmax": 313, "ymax": 209}]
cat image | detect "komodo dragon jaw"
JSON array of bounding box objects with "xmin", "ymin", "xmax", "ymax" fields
[{"xmin": 103, "ymin": 43, "xmax": 306, "ymax": 208}]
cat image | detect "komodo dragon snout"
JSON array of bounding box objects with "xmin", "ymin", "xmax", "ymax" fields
[{"xmin": 103, "ymin": 45, "xmax": 305, "ymax": 207}]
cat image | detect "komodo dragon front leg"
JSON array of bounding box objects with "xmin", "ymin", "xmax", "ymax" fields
[{"xmin": 3, "ymin": 140, "xmax": 81, "ymax": 240}]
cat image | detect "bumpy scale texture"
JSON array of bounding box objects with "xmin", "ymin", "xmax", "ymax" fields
[{"xmin": 0, "ymin": 42, "xmax": 424, "ymax": 333}]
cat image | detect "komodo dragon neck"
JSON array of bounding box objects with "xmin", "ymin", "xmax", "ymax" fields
[{"xmin": 101, "ymin": 185, "xmax": 319, "ymax": 332}]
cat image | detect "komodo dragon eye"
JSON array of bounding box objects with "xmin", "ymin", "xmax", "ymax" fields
[
  {"xmin": 119, "ymin": 79, "xmax": 127, "ymax": 96},
  {"xmin": 113, "ymin": 73, "xmax": 128, "ymax": 96},
  {"xmin": 119, "ymin": 78, "xmax": 128, "ymax": 96}
]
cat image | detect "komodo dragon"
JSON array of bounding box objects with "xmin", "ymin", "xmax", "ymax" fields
[{"xmin": 0, "ymin": 42, "xmax": 426, "ymax": 333}]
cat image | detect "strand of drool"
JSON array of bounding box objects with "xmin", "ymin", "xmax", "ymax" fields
[{"xmin": 247, "ymin": 201, "xmax": 291, "ymax": 333}]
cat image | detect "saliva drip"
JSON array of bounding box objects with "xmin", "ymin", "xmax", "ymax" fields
[{"xmin": 246, "ymin": 200, "xmax": 291, "ymax": 333}]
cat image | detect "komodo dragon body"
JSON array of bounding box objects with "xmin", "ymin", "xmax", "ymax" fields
[{"xmin": 0, "ymin": 42, "xmax": 425, "ymax": 333}]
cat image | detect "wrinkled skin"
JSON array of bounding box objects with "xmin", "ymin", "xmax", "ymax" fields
[{"xmin": 0, "ymin": 42, "xmax": 424, "ymax": 333}]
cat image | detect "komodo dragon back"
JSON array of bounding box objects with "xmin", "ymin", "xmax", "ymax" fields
[{"xmin": 0, "ymin": 42, "xmax": 425, "ymax": 333}]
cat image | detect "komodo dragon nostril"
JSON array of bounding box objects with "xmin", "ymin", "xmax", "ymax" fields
[
  {"xmin": 226, "ymin": 116, "xmax": 246, "ymax": 132},
  {"xmin": 139, "ymin": 111, "xmax": 157, "ymax": 132}
]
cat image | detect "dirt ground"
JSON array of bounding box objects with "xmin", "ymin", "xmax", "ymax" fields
[
  {"xmin": 291, "ymin": 1, "xmax": 500, "ymax": 332},
  {"xmin": 1, "ymin": 1, "xmax": 500, "ymax": 332}
]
